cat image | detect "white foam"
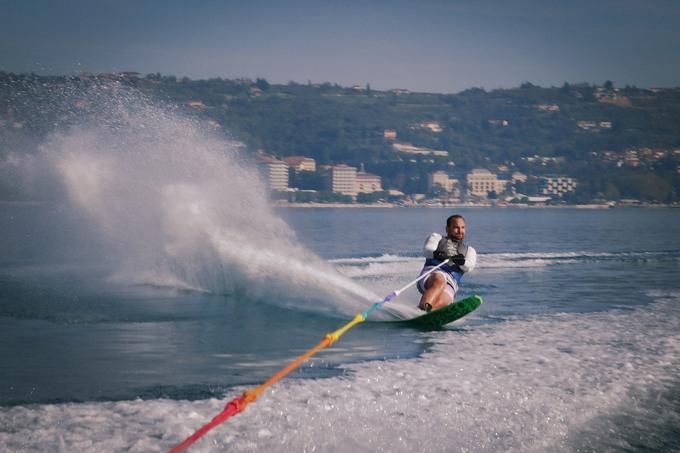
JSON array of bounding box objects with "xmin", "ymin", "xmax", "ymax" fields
[
  {"xmin": 3, "ymin": 294, "xmax": 678, "ymax": 452},
  {"xmin": 330, "ymin": 254, "xmax": 410, "ymax": 264},
  {"xmin": 333, "ymin": 251, "xmax": 677, "ymax": 280},
  {"xmin": 28, "ymin": 83, "xmax": 379, "ymax": 317},
  {"xmin": 336, "ymin": 260, "xmax": 422, "ymax": 279}
]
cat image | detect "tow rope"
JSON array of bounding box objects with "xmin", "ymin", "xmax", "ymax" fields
[{"xmin": 168, "ymin": 260, "xmax": 448, "ymax": 452}]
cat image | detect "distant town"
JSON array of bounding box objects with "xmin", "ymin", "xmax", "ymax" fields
[
  {"xmin": 253, "ymin": 123, "xmax": 678, "ymax": 207},
  {"xmin": 256, "ymin": 148, "xmax": 613, "ymax": 207}
]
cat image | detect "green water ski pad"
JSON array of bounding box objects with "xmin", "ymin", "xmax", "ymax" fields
[{"xmin": 400, "ymin": 295, "xmax": 483, "ymax": 329}]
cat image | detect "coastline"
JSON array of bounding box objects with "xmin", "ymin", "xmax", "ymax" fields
[
  {"xmin": 3, "ymin": 200, "xmax": 677, "ymax": 209},
  {"xmin": 273, "ymin": 201, "xmax": 678, "ymax": 209}
]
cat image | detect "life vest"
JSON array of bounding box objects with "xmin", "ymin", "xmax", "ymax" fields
[{"xmin": 422, "ymin": 233, "xmax": 477, "ymax": 282}]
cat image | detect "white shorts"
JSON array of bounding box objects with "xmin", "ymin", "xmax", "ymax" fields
[{"xmin": 416, "ymin": 268, "xmax": 458, "ymax": 303}]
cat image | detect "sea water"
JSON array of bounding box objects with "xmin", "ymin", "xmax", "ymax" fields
[
  {"xmin": 1, "ymin": 86, "xmax": 679, "ymax": 452},
  {"xmin": 3, "ymin": 206, "xmax": 679, "ymax": 452}
]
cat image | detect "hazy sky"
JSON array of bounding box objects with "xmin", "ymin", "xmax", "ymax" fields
[{"xmin": 1, "ymin": 0, "xmax": 679, "ymax": 93}]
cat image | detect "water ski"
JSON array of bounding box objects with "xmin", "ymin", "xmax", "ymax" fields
[{"xmin": 399, "ymin": 295, "xmax": 482, "ymax": 330}]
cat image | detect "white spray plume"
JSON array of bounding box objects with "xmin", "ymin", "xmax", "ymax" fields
[{"xmin": 34, "ymin": 83, "xmax": 378, "ymax": 316}]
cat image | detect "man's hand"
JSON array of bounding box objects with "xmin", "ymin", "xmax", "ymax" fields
[
  {"xmin": 449, "ymin": 254, "xmax": 466, "ymax": 266},
  {"xmin": 433, "ymin": 250, "xmax": 449, "ymax": 261}
]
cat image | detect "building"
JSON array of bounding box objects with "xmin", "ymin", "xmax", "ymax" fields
[
  {"xmin": 186, "ymin": 100, "xmax": 205, "ymax": 109},
  {"xmin": 118, "ymin": 71, "xmax": 141, "ymax": 79},
  {"xmin": 540, "ymin": 176, "xmax": 577, "ymax": 197},
  {"xmin": 331, "ymin": 164, "xmax": 357, "ymax": 196},
  {"xmin": 355, "ymin": 172, "xmax": 383, "ymax": 193},
  {"xmin": 428, "ymin": 171, "xmax": 458, "ymax": 193},
  {"xmin": 536, "ymin": 104, "xmax": 560, "ymax": 112},
  {"xmin": 392, "ymin": 142, "xmax": 448, "ymax": 157},
  {"xmin": 283, "ymin": 156, "xmax": 316, "ymax": 172},
  {"xmin": 466, "ymin": 169, "xmax": 509, "ymax": 197},
  {"xmin": 577, "ymin": 120, "xmax": 597, "ymax": 130},
  {"xmin": 383, "ymin": 129, "xmax": 397, "ymax": 140},
  {"xmin": 419, "ymin": 121, "xmax": 443, "ymax": 133},
  {"xmin": 512, "ymin": 172, "xmax": 528, "ymax": 183},
  {"xmin": 256, "ymin": 155, "xmax": 289, "ymax": 191}
]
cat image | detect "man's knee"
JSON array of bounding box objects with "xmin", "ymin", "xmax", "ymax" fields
[{"xmin": 425, "ymin": 272, "xmax": 447, "ymax": 289}]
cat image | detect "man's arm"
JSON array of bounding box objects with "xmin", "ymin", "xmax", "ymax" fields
[
  {"xmin": 422, "ymin": 233, "xmax": 442, "ymax": 258},
  {"xmin": 459, "ymin": 246, "xmax": 477, "ymax": 273}
]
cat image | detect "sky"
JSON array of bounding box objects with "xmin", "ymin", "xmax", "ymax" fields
[{"xmin": 1, "ymin": 0, "xmax": 679, "ymax": 93}]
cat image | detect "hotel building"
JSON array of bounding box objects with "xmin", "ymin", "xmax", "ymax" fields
[
  {"xmin": 466, "ymin": 169, "xmax": 509, "ymax": 197},
  {"xmin": 331, "ymin": 164, "xmax": 358, "ymax": 196},
  {"xmin": 256, "ymin": 155, "xmax": 289, "ymax": 191}
]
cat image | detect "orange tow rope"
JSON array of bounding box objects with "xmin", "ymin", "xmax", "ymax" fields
[
  {"xmin": 168, "ymin": 261, "xmax": 449, "ymax": 452},
  {"xmin": 168, "ymin": 328, "xmax": 347, "ymax": 453}
]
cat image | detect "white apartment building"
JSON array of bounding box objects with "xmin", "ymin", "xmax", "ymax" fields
[
  {"xmin": 466, "ymin": 169, "xmax": 509, "ymax": 197},
  {"xmin": 540, "ymin": 176, "xmax": 577, "ymax": 196},
  {"xmin": 257, "ymin": 155, "xmax": 289, "ymax": 191},
  {"xmin": 331, "ymin": 164, "xmax": 358, "ymax": 196}
]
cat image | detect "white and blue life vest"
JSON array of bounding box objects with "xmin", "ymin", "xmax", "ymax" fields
[{"xmin": 422, "ymin": 233, "xmax": 477, "ymax": 283}]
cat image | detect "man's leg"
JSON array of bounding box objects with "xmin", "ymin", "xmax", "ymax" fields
[{"xmin": 418, "ymin": 273, "xmax": 452, "ymax": 311}]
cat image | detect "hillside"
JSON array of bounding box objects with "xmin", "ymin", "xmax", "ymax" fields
[{"xmin": 1, "ymin": 72, "xmax": 679, "ymax": 201}]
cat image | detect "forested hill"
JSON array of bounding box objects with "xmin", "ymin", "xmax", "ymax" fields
[{"xmin": 1, "ymin": 72, "xmax": 679, "ymax": 201}]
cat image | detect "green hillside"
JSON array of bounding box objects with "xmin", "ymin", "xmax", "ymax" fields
[{"xmin": 1, "ymin": 72, "xmax": 679, "ymax": 202}]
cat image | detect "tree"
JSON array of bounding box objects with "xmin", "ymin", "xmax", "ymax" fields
[
  {"xmin": 255, "ymin": 78, "xmax": 270, "ymax": 91},
  {"xmin": 317, "ymin": 191, "xmax": 353, "ymax": 203},
  {"xmin": 290, "ymin": 170, "xmax": 325, "ymax": 191},
  {"xmin": 604, "ymin": 182, "xmax": 620, "ymax": 200},
  {"xmin": 515, "ymin": 177, "xmax": 541, "ymax": 196},
  {"xmin": 356, "ymin": 191, "xmax": 388, "ymax": 203},
  {"xmin": 427, "ymin": 184, "xmax": 448, "ymax": 199}
]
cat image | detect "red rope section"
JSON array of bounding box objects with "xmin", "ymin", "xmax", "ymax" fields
[
  {"xmin": 167, "ymin": 396, "xmax": 246, "ymax": 453},
  {"xmin": 167, "ymin": 338, "xmax": 332, "ymax": 452}
]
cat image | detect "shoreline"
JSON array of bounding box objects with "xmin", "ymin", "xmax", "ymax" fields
[
  {"xmin": 3, "ymin": 200, "xmax": 677, "ymax": 209},
  {"xmin": 274, "ymin": 201, "xmax": 679, "ymax": 209}
]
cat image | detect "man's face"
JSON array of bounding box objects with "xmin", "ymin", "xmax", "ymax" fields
[{"xmin": 446, "ymin": 218, "xmax": 466, "ymax": 241}]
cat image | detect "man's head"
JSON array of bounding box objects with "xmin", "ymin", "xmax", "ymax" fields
[{"xmin": 446, "ymin": 214, "xmax": 466, "ymax": 242}]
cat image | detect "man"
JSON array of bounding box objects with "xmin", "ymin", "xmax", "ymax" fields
[{"xmin": 417, "ymin": 214, "xmax": 477, "ymax": 312}]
